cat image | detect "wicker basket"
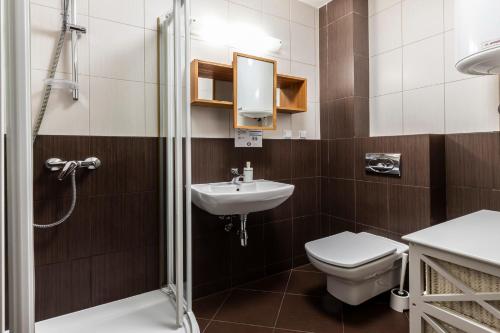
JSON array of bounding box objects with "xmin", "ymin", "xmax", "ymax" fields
[{"xmin": 423, "ymin": 258, "xmax": 500, "ymax": 332}]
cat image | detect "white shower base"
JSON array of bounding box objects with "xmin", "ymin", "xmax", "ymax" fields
[{"xmin": 33, "ymin": 290, "xmax": 198, "ymax": 333}]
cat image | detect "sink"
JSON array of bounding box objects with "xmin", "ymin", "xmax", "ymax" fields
[{"xmin": 191, "ymin": 180, "xmax": 294, "ymax": 215}]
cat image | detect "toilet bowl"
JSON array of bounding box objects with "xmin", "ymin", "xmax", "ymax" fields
[{"xmin": 305, "ymin": 231, "xmax": 408, "ymax": 306}]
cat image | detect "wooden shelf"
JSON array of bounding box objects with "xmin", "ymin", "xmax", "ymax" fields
[
  {"xmin": 190, "ymin": 59, "xmax": 307, "ymax": 114},
  {"xmin": 276, "ymin": 74, "xmax": 307, "ymax": 113},
  {"xmin": 191, "ymin": 99, "xmax": 233, "ymax": 109}
]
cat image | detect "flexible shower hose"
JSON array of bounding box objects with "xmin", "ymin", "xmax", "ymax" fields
[
  {"xmin": 32, "ymin": 0, "xmax": 70, "ymax": 144},
  {"xmin": 33, "ymin": 170, "xmax": 77, "ymax": 229},
  {"xmin": 33, "ymin": 1, "xmax": 78, "ymax": 229}
]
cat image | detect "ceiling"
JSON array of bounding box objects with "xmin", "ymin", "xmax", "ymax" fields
[{"xmin": 298, "ymin": 0, "xmax": 329, "ymax": 9}]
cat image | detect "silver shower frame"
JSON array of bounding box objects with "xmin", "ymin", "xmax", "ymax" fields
[
  {"xmin": 159, "ymin": 0, "xmax": 194, "ymax": 329},
  {"xmin": 2, "ymin": 0, "xmax": 36, "ymax": 332}
]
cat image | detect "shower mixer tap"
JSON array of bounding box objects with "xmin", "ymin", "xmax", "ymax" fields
[{"xmin": 45, "ymin": 157, "xmax": 101, "ymax": 180}]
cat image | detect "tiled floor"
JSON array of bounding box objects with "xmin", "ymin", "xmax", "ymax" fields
[{"xmin": 193, "ymin": 264, "xmax": 409, "ymax": 333}]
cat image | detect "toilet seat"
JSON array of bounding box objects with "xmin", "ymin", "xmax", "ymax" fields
[{"xmin": 305, "ymin": 231, "xmax": 399, "ymax": 268}]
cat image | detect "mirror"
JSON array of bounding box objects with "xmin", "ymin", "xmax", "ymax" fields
[{"xmin": 233, "ymin": 53, "xmax": 277, "ymax": 130}]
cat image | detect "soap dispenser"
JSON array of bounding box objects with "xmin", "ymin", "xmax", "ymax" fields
[{"xmin": 243, "ymin": 161, "xmax": 253, "ymax": 183}]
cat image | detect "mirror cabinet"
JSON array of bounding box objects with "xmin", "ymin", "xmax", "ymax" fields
[{"xmin": 190, "ymin": 52, "xmax": 307, "ymax": 131}]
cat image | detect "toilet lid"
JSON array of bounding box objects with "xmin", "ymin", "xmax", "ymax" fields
[{"xmin": 305, "ymin": 232, "xmax": 398, "ymax": 268}]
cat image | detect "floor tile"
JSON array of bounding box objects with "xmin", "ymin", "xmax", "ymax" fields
[
  {"xmin": 275, "ymin": 294, "xmax": 343, "ymax": 333},
  {"xmin": 238, "ymin": 272, "xmax": 291, "ymax": 293},
  {"xmin": 343, "ymin": 302, "xmax": 409, "ymax": 333},
  {"xmin": 215, "ymin": 289, "xmax": 284, "ymax": 327},
  {"xmin": 193, "ymin": 291, "xmax": 230, "ymax": 319},
  {"xmin": 293, "ymin": 263, "xmax": 320, "ymax": 272},
  {"xmin": 205, "ymin": 321, "xmax": 274, "ymax": 333},
  {"xmin": 198, "ymin": 318, "xmax": 211, "ymax": 332},
  {"xmin": 286, "ymin": 270, "xmax": 326, "ymax": 296}
]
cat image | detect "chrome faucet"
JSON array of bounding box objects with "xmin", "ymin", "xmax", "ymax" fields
[
  {"xmin": 231, "ymin": 168, "xmax": 244, "ymax": 184},
  {"xmin": 46, "ymin": 157, "xmax": 101, "ymax": 180}
]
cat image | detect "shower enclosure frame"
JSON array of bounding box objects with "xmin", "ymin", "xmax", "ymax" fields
[
  {"xmin": 0, "ymin": 0, "xmax": 195, "ymax": 331},
  {"xmin": 2, "ymin": 0, "xmax": 36, "ymax": 332},
  {"xmin": 158, "ymin": 0, "xmax": 194, "ymax": 327}
]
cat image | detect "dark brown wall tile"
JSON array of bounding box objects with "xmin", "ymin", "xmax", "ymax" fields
[
  {"xmin": 387, "ymin": 135, "xmax": 430, "ymax": 187},
  {"xmin": 292, "ymin": 140, "xmax": 318, "ymax": 178},
  {"xmin": 264, "ymin": 219, "xmax": 293, "ymax": 266},
  {"xmin": 192, "ymin": 138, "xmax": 237, "ymax": 183},
  {"xmin": 292, "ymin": 178, "xmax": 319, "ymax": 217},
  {"xmin": 354, "ymin": 55, "xmax": 369, "ymax": 97},
  {"xmin": 91, "ymin": 248, "xmax": 147, "ymax": 306},
  {"xmin": 327, "ymin": 0, "xmax": 348, "ymax": 23},
  {"xmin": 355, "ymin": 181, "xmax": 388, "ymax": 229},
  {"xmin": 388, "ymin": 186, "xmax": 430, "ymax": 234},
  {"xmin": 263, "ymin": 196, "xmax": 292, "ymax": 223},
  {"xmin": 319, "ymin": 5, "xmax": 327, "ymax": 28},
  {"xmin": 329, "ymin": 139, "xmax": 355, "ymax": 179},
  {"xmin": 331, "ymin": 217, "xmax": 355, "ymax": 234},
  {"xmin": 332, "ymin": 98, "xmax": 354, "ymax": 138},
  {"xmin": 193, "ymin": 231, "xmax": 231, "ymax": 289},
  {"xmin": 354, "ymin": 97, "xmax": 369, "ymax": 138},
  {"xmin": 293, "ymin": 215, "xmax": 320, "ymax": 260},
  {"xmin": 353, "ymin": 14, "xmax": 369, "ymax": 57},
  {"xmin": 352, "ymin": 0, "xmax": 368, "ymax": 16},
  {"xmin": 331, "ymin": 178, "xmax": 355, "ymax": 220},
  {"xmin": 231, "ymin": 225, "xmax": 266, "ymax": 285}
]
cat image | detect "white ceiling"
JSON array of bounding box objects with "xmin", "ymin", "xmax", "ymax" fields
[{"xmin": 298, "ymin": 0, "xmax": 329, "ymax": 9}]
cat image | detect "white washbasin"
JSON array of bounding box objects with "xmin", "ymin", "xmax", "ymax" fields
[{"xmin": 191, "ymin": 180, "xmax": 294, "ymax": 215}]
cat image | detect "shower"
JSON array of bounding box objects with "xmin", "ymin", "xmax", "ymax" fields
[{"xmin": 31, "ymin": 0, "xmax": 93, "ymax": 230}]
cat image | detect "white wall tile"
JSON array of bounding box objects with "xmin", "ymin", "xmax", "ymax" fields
[
  {"xmin": 31, "ymin": 5, "xmax": 89, "ymax": 75},
  {"xmin": 291, "ymin": 61, "xmax": 317, "ymax": 102},
  {"xmin": 230, "ymin": 0, "xmax": 262, "ymax": 11},
  {"xmin": 403, "ymin": 34, "xmax": 444, "ymax": 90},
  {"xmin": 444, "ymin": 0, "xmax": 454, "ymax": 31},
  {"xmin": 370, "ymin": 48, "xmax": 402, "ymax": 97},
  {"xmin": 368, "ymin": 0, "xmax": 400, "ymax": 17},
  {"xmin": 145, "ymin": 0, "xmax": 174, "ymax": 30},
  {"xmin": 192, "ymin": 107, "xmax": 231, "ymax": 138},
  {"xmin": 90, "ymin": 77, "xmax": 146, "ymax": 136},
  {"xmin": 445, "ymin": 76, "xmax": 500, "ymax": 133},
  {"xmin": 31, "ymin": 70, "xmax": 90, "ymax": 135},
  {"xmin": 191, "ymin": 0, "xmax": 228, "ymax": 26},
  {"xmin": 403, "ymin": 85, "xmax": 444, "ymax": 134},
  {"xmin": 262, "ymin": 14, "xmax": 291, "ymax": 60},
  {"xmin": 191, "ymin": 39, "xmax": 230, "ymax": 64},
  {"xmin": 402, "ymin": 0, "xmax": 443, "ymax": 44},
  {"xmin": 370, "ymin": 93, "xmax": 403, "ymax": 136},
  {"xmin": 31, "ymin": 0, "xmax": 89, "ymax": 15},
  {"xmin": 145, "ymin": 29, "xmax": 158, "ymax": 83},
  {"xmin": 89, "ymin": 18, "xmax": 145, "ymax": 81},
  {"xmin": 369, "ymin": 3, "xmax": 401, "ymax": 55},
  {"xmin": 89, "ymin": 0, "xmax": 144, "ymax": 27},
  {"xmin": 290, "ymin": 0, "xmax": 315, "ymax": 28},
  {"xmin": 444, "ymin": 30, "xmax": 473, "ymax": 83},
  {"xmin": 263, "ymin": 0, "xmax": 290, "ymax": 20},
  {"xmin": 229, "ymin": 3, "xmax": 262, "ymax": 26},
  {"xmin": 290, "ymin": 23, "xmax": 315, "ymax": 65},
  {"xmin": 263, "ymin": 113, "xmax": 292, "ymax": 139},
  {"xmin": 145, "ymin": 83, "xmax": 159, "ymax": 136},
  {"xmin": 291, "ymin": 102, "xmax": 317, "ymax": 139}
]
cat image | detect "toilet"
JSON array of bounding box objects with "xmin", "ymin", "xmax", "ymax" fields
[{"xmin": 305, "ymin": 231, "xmax": 409, "ymax": 306}]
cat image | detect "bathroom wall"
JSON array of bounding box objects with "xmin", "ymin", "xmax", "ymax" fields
[
  {"xmin": 319, "ymin": 0, "xmax": 447, "ymax": 241},
  {"xmin": 190, "ymin": 0, "xmax": 321, "ymax": 139},
  {"xmin": 191, "ymin": 138, "xmax": 321, "ymax": 297},
  {"xmin": 368, "ymin": 0, "xmax": 500, "ymax": 136},
  {"xmin": 445, "ymin": 132, "xmax": 500, "ymax": 219}
]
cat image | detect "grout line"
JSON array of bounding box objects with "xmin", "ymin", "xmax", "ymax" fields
[
  {"xmin": 205, "ymin": 287, "xmax": 234, "ymax": 331},
  {"xmin": 273, "ymin": 269, "xmax": 292, "ymax": 329}
]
